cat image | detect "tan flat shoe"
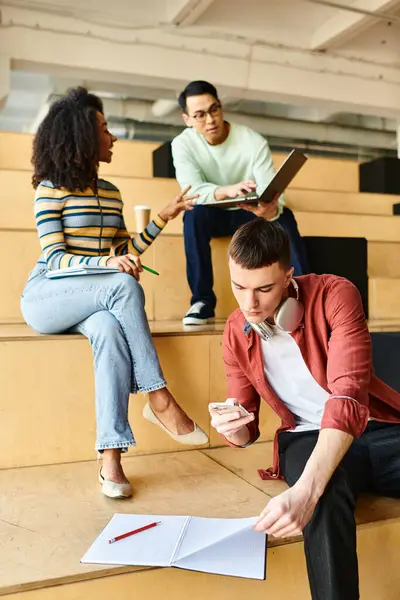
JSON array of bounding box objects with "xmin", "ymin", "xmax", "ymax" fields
[
  {"xmin": 98, "ymin": 469, "xmax": 132, "ymax": 499},
  {"xmin": 142, "ymin": 402, "xmax": 209, "ymax": 446}
]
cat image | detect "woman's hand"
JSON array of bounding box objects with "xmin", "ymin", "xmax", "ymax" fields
[
  {"xmin": 159, "ymin": 185, "xmax": 199, "ymax": 222},
  {"xmin": 238, "ymin": 193, "xmax": 280, "ymax": 221},
  {"xmin": 106, "ymin": 254, "xmax": 143, "ymax": 280}
]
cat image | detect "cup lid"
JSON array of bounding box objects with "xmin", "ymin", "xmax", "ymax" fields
[{"xmin": 134, "ymin": 205, "xmax": 151, "ymax": 210}]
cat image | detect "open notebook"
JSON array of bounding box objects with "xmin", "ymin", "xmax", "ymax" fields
[
  {"xmin": 81, "ymin": 513, "xmax": 267, "ymax": 580},
  {"xmin": 45, "ymin": 265, "xmax": 120, "ymax": 279}
]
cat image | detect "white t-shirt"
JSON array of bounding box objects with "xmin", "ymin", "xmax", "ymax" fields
[{"xmin": 261, "ymin": 326, "xmax": 329, "ymax": 432}]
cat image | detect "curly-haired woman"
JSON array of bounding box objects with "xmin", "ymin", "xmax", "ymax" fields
[{"xmin": 21, "ymin": 87, "xmax": 208, "ymax": 499}]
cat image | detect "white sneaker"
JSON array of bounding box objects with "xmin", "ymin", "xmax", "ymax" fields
[{"xmin": 182, "ymin": 302, "xmax": 215, "ymax": 326}]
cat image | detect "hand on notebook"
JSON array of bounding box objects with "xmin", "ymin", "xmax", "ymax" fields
[
  {"xmin": 159, "ymin": 185, "xmax": 199, "ymax": 221},
  {"xmin": 238, "ymin": 193, "xmax": 280, "ymax": 220},
  {"xmin": 106, "ymin": 254, "xmax": 143, "ymax": 280},
  {"xmin": 253, "ymin": 483, "xmax": 318, "ymax": 538}
]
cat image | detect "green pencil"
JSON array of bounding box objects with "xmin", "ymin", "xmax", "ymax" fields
[
  {"xmin": 130, "ymin": 259, "xmax": 159, "ymax": 276},
  {"xmin": 142, "ymin": 264, "xmax": 159, "ymax": 276}
]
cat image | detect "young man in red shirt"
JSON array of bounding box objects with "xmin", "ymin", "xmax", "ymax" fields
[{"xmin": 210, "ymin": 217, "xmax": 400, "ymax": 600}]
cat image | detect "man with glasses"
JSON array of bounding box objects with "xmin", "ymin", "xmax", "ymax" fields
[{"xmin": 172, "ymin": 80, "xmax": 309, "ymax": 326}]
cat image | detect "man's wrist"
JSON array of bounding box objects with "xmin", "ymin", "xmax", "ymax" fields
[
  {"xmin": 266, "ymin": 208, "xmax": 279, "ymax": 221},
  {"xmin": 260, "ymin": 204, "xmax": 279, "ymax": 221},
  {"xmin": 214, "ymin": 186, "xmax": 228, "ymax": 201},
  {"xmin": 295, "ymin": 475, "xmax": 325, "ymax": 502},
  {"xmin": 224, "ymin": 425, "xmax": 252, "ymax": 447}
]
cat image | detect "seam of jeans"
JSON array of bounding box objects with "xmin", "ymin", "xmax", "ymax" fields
[
  {"xmin": 96, "ymin": 440, "xmax": 136, "ymax": 449},
  {"xmin": 107, "ymin": 282, "xmax": 160, "ymax": 391},
  {"xmin": 22, "ymin": 283, "xmax": 111, "ymax": 303},
  {"xmin": 140, "ymin": 381, "xmax": 167, "ymax": 393},
  {"xmin": 104, "ymin": 282, "xmax": 148, "ymax": 390},
  {"xmin": 111, "ymin": 305, "xmax": 144, "ymax": 388},
  {"xmin": 78, "ymin": 319, "xmax": 136, "ymax": 445}
]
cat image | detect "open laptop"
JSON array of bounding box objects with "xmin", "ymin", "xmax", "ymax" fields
[{"xmin": 207, "ymin": 149, "xmax": 308, "ymax": 209}]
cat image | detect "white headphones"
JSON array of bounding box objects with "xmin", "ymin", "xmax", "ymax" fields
[{"xmin": 250, "ymin": 279, "xmax": 304, "ymax": 341}]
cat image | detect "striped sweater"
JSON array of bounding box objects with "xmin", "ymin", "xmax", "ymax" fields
[{"xmin": 35, "ymin": 179, "xmax": 166, "ymax": 270}]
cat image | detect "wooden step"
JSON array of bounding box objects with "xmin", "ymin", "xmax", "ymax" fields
[
  {"xmin": 369, "ymin": 278, "xmax": 400, "ymax": 320},
  {"xmin": 285, "ymin": 188, "xmax": 397, "ymax": 216},
  {"xmin": 4, "ymin": 177, "xmax": 399, "ymax": 239},
  {"xmin": 1, "ymin": 318, "xmax": 399, "ymax": 471},
  {"xmin": 368, "ymin": 318, "xmax": 400, "ymax": 332},
  {"xmin": 1, "ymin": 168, "xmax": 398, "ymax": 232},
  {"xmin": 1, "ymin": 132, "xmax": 361, "ymax": 191},
  {"xmin": 1, "ymin": 445, "xmax": 399, "ymax": 599},
  {"xmin": 0, "ymin": 323, "xmax": 277, "ymax": 469},
  {"xmin": 0, "ymin": 133, "xmax": 160, "ymax": 178},
  {"xmin": 368, "ymin": 242, "xmax": 400, "ymax": 278},
  {"xmin": 295, "ymin": 212, "xmax": 400, "ymax": 243},
  {"xmin": 2, "ymin": 229, "xmax": 400, "ymax": 324}
]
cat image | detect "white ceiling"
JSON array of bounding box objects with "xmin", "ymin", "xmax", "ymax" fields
[
  {"xmin": 0, "ymin": 0, "xmax": 399, "ymax": 150},
  {"xmin": 3, "ymin": 0, "xmax": 399, "ymax": 59}
]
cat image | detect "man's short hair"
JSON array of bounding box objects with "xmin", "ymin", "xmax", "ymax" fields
[
  {"xmin": 178, "ymin": 80, "xmax": 219, "ymax": 113},
  {"xmin": 229, "ymin": 218, "xmax": 291, "ymax": 270}
]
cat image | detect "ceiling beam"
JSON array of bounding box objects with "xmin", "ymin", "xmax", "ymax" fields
[
  {"xmin": 310, "ymin": 0, "xmax": 400, "ymax": 51},
  {"xmin": 2, "ymin": 6, "xmax": 400, "ymax": 119},
  {"xmin": 165, "ymin": 0, "xmax": 215, "ymax": 26},
  {"xmin": 151, "ymin": 99, "xmax": 178, "ymax": 117},
  {"xmin": 99, "ymin": 97, "xmax": 397, "ymax": 150}
]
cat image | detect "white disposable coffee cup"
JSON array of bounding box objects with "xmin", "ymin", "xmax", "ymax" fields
[{"xmin": 134, "ymin": 205, "xmax": 151, "ymax": 232}]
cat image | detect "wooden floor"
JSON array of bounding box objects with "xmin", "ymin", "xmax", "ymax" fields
[
  {"xmin": 1, "ymin": 442, "xmax": 399, "ymax": 599},
  {"xmin": 0, "ymin": 448, "xmax": 274, "ymax": 595}
]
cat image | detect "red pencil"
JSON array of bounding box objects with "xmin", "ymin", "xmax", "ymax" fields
[{"xmin": 108, "ymin": 521, "xmax": 161, "ymax": 544}]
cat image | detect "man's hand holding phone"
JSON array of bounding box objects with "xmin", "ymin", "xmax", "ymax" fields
[{"xmin": 208, "ymin": 398, "xmax": 255, "ymax": 446}]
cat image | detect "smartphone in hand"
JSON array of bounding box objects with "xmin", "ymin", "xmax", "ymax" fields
[{"xmin": 209, "ymin": 401, "xmax": 251, "ymax": 418}]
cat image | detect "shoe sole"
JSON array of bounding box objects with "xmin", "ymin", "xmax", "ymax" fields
[{"xmin": 182, "ymin": 317, "xmax": 215, "ymax": 326}]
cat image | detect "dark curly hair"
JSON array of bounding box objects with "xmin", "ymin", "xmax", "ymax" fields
[{"xmin": 32, "ymin": 87, "xmax": 104, "ymax": 191}]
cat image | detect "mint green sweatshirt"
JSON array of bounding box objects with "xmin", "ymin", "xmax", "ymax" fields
[{"xmin": 171, "ymin": 122, "xmax": 284, "ymax": 216}]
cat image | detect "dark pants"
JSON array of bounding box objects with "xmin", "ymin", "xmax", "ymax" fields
[
  {"xmin": 183, "ymin": 205, "xmax": 309, "ymax": 308},
  {"xmin": 278, "ymin": 422, "xmax": 400, "ymax": 600}
]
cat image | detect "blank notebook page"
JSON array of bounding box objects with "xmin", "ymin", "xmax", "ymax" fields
[
  {"xmin": 175, "ymin": 518, "xmax": 266, "ymax": 579},
  {"xmin": 175, "ymin": 516, "xmax": 258, "ymax": 560},
  {"xmin": 81, "ymin": 514, "xmax": 187, "ymax": 567}
]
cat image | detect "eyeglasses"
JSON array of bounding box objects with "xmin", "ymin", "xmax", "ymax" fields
[{"xmin": 189, "ymin": 103, "xmax": 222, "ymax": 123}]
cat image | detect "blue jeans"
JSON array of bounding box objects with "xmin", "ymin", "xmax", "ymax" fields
[
  {"xmin": 21, "ymin": 264, "xmax": 166, "ymax": 452},
  {"xmin": 183, "ymin": 206, "xmax": 309, "ymax": 308}
]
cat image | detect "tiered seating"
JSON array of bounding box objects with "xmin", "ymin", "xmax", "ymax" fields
[
  {"xmin": 2, "ymin": 132, "xmax": 400, "ymax": 324},
  {"xmin": 1, "ymin": 132, "xmax": 400, "ymax": 599}
]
